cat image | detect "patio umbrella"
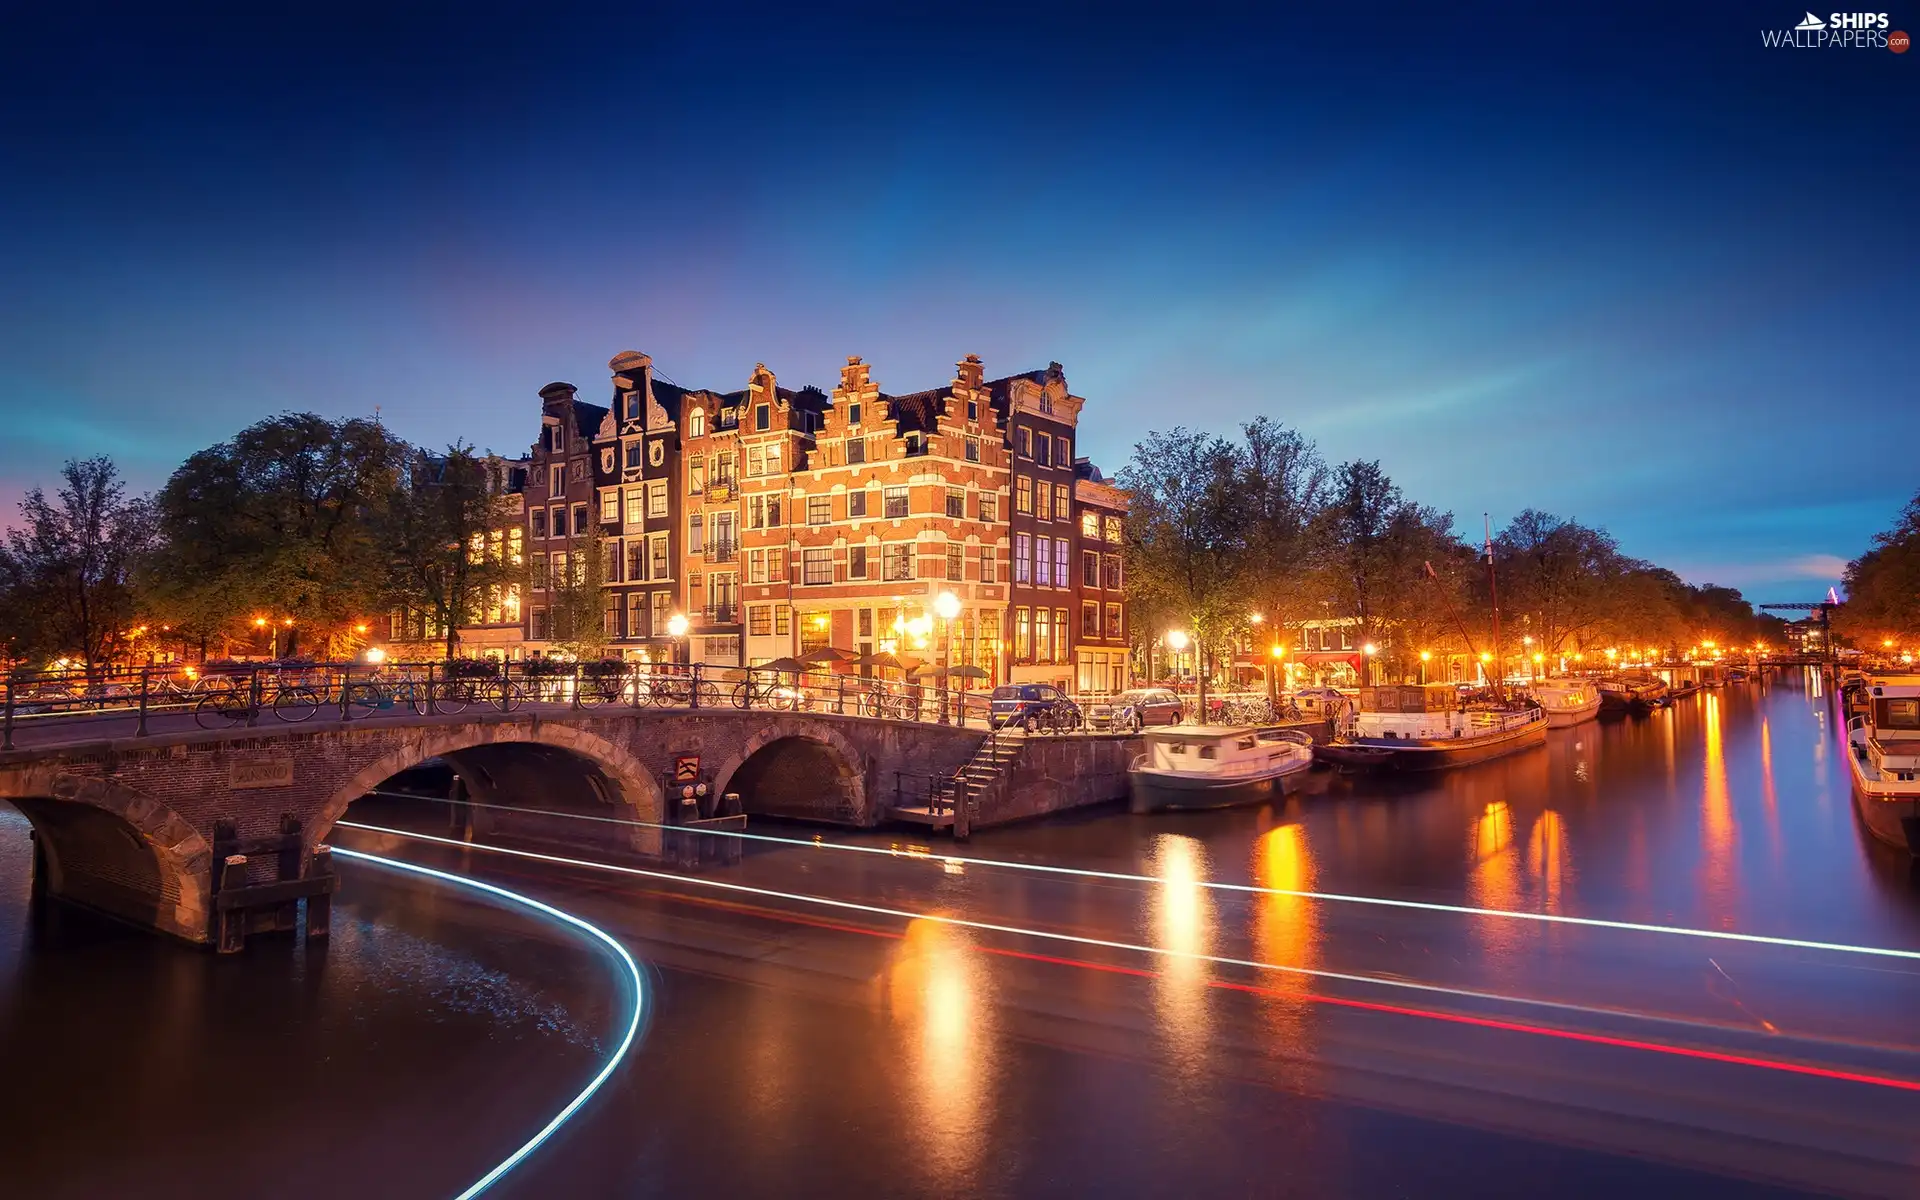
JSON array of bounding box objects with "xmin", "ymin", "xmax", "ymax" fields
[
  {"xmin": 801, "ymin": 646, "xmax": 855, "ymax": 664},
  {"xmin": 758, "ymin": 656, "xmax": 810, "ymax": 674},
  {"xmin": 850, "ymin": 651, "xmax": 906, "ymax": 671},
  {"xmin": 947, "ymin": 664, "xmax": 991, "ymax": 680}
]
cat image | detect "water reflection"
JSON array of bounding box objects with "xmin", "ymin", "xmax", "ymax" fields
[
  {"xmin": 1148, "ymin": 834, "xmax": 1213, "ymax": 1080},
  {"xmin": 1701, "ymin": 692, "xmax": 1738, "ymax": 918},
  {"xmin": 1468, "ymin": 801, "xmax": 1523, "ymax": 963},
  {"xmin": 1526, "ymin": 810, "xmax": 1568, "ymax": 913},
  {"xmin": 885, "ymin": 917, "xmax": 993, "ymax": 1187}
]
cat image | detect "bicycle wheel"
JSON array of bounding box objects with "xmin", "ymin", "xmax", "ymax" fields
[
  {"xmin": 272, "ymin": 686, "xmax": 321, "ymax": 723},
  {"xmin": 485, "ymin": 679, "xmax": 523, "ymax": 712},
  {"xmin": 195, "ymin": 691, "xmax": 252, "ymax": 730},
  {"xmin": 732, "ymin": 682, "xmax": 753, "ymax": 709},
  {"xmin": 433, "ymin": 680, "xmax": 470, "ymax": 715},
  {"xmin": 695, "ymin": 680, "xmax": 720, "ymax": 708}
]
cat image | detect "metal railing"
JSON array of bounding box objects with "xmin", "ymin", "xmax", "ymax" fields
[{"xmin": 0, "ymin": 659, "xmax": 1006, "ymax": 749}]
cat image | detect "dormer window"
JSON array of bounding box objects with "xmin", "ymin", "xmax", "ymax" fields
[
  {"xmin": 848, "ymin": 401, "xmax": 861, "ymax": 426},
  {"xmin": 690, "ymin": 408, "xmax": 706, "ymax": 438},
  {"xmin": 1040, "ymin": 394, "xmax": 1054, "ymax": 415},
  {"xmin": 755, "ymin": 404, "xmax": 770, "ymax": 431},
  {"xmin": 967, "ymin": 398, "xmax": 978, "ymax": 423}
]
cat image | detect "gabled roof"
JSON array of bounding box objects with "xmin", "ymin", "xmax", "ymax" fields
[{"xmin": 882, "ymin": 386, "xmax": 949, "ymax": 433}]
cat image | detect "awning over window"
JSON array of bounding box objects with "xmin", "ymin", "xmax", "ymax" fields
[{"xmin": 1297, "ymin": 651, "xmax": 1362, "ymax": 666}]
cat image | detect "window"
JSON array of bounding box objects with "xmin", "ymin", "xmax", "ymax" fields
[
  {"xmin": 625, "ymin": 441, "xmax": 643, "ymax": 469},
  {"xmin": 550, "ymin": 552, "xmax": 568, "ymax": 587},
  {"xmin": 690, "ymin": 408, "xmax": 705, "ymax": 438},
  {"xmin": 749, "ymin": 605, "xmax": 772, "ymax": 636},
  {"xmin": 605, "ymin": 540, "xmax": 622, "ymax": 583},
  {"xmin": 846, "ymin": 438, "xmax": 866, "ymax": 465},
  {"xmin": 549, "ymin": 465, "xmax": 564, "ymax": 497},
  {"xmin": 652, "ymin": 591, "xmax": 671, "ymax": 633},
  {"xmin": 1055, "ymin": 540, "xmax": 1070, "ymax": 588},
  {"xmin": 1056, "ymin": 435, "xmax": 1071, "ymax": 464},
  {"xmin": 532, "ymin": 553, "xmax": 550, "ymax": 590},
  {"xmin": 601, "ymin": 490, "xmax": 619, "ymax": 522},
  {"xmin": 628, "ymin": 541, "xmax": 645, "ymax": 582},
  {"xmin": 965, "ymin": 437, "xmax": 979, "ymax": 462},
  {"xmin": 1037, "ymin": 536, "xmax": 1054, "ymax": 587},
  {"xmin": 689, "ymin": 513, "xmax": 704, "ymax": 553},
  {"xmin": 625, "ymin": 489, "xmax": 645, "ymax": 526},
  {"xmin": 802, "ymin": 548, "xmax": 833, "ymax": 585},
  {"xmin": 508, "ymin": 528, "xmax": 523, "ymax": 566},
  {"xmin": 690, "ymin": 458, "xmax": 705, "ymax": 494},
  {"xmin": 1055, "ymin": 484, "xmax": 1071, "ymax": 520},
  {"xmin": 775, "ymin": 605, "xmax": 791, "ymax": 635},
  {"xmin": 946, "ymin": 488, "xmax": 965, "ymax": 519},
  {"xmin": 1015, "ymin": 476, "xmax": 1033, "ymax": 514},
  {"xmin": 1082, "ymin": 550, "xmax": 1100, "ymax": 588},
  {"xmin": 767, "ymin": 494, "xmax": 783, "ymax": 526},
  {"xmin": 1104, "ymin": 516, "xmax": 1123, "ymax": 543},
  {"xmin": 604, "ymin": 594, "xmax": 619, "ymax": 636},
  {"xmin": 883, "ymin": 487, "xmax": 909, "ymax": 519},
  {"xmin": 755, "ymin": 404, "xmax": 770, "ymax": 431},
  {"xmin": 980, "ymin": 546, "xmax": 997, "ymax": 584},
  {"xmin": 1083, "ymin": 602, "xmax": 1100, "ymax": 638},
  {"xmin": 649, "ymin": 534, "xmax": 669, "ymax": 580},
  {"xmin": 642, "ymin": 480, "xmax": 664, "ymax": 519},
  {"xmin": 712, "ymin": 454, "xmax": 735, "ymax": 489},
  {"xmin": 967, "ymin": 397, "xmax": 978, "ymax": 422},
  {"xmin": 748, "ymin": 548, "xmax": 766, "ymax": 584},
  {"xmin": 572, "ymin": 503, "xmax": 588, "ymax": 533},
  {"xmin": 1036, "ymin": 482, "xmax": 1052, "ymax": 522},
  {"xmin": 1013, "ymin": 534, "xmax": 1032, "ymax": 584},
  {"xmin": 945, "ymin": 544, "xmax": 963, "ymax": 580},
  {"xmin": 848, "ymin": 400, "xmax": 861, "ymax": 425},
  {"xmin": 848, "ymin": 490, "xmax": 868, "ymax": 518},
  {"xmin": 979, "ymin": 494, "xmax": 998, "ymax": 523},
  {"xmin": 628, "ymin": 594, "xmax": 648, "ymax": 639},
  {"xmin": 849, "ymin": 545, "xmax": 869, "ymax": 579},
  {"xmin": 1103, "ymin": 554, "xmax": 1122, "ymax": 590},
  {"xmin": 904, "ymin": 432, "xmax": 926, "ymax": 456},
  {"xmin": 531, "ymin": 607, "xmax": 550, "ymax": 641},
  {"xmin": 688, "ymin": 573, "xmax": 702, "ymax": 609},
  {"xmin": 1034, "ymin": 610, "xmax": 1051, "ymax": 662},
  {"xmin": 1035, "ymin": 436, "xmax": 1051, "ymax": 468},
  {"xmin": 768, "ymin": 547, "xmax": 785, "ymax": 582},
  {"xmin": 713, "ymin": 512, "xmax": 736, "ymax": 561},
  {"xmin": 808, "ymin": 496, "xmax": 832, "ymax": 525},
  {"xmin": 884, "ymin": 543, "xmax": 914, "ymax": 582},
  {"xmin": 1106, "ymin": 603, "xmax": 1123, "ymax": 639},
  {"xmin": 552, "ymin": 507, "xmax": 568, "ymax": 538},
  {"xmin": 1053, "ymin": 609, "xmax": 1069, "ymax": 661},
  {"xmin": 1014, "ymin": 607, "xmax": 1032, "ymax": 659},
  {"xmin": 1016, "ymin": 427, "xmax": 1032, "ymax": 458},
  {"xmin": 532, "ymin": 508, "xmax": 548, "ymax": 538},
  {"xmin": 1039, "ymin": 394, "xmax": 1053, "ymax": 415}
]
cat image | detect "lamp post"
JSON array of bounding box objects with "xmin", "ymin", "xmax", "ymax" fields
[
  {"xmin": 1361, "ymin": 642, "xmax": 1378, "ymax": 686},
  {"xmin": 1523, "ymin": 635, "xmax": 1534, "ymax": 682},
  {"xmin": 1419, "ymin": 649, "xmax": 1431, "ymax": 684},
  {"xmin": 1268, "ymin": 643, "xmax": 1284, "ymax": 703},
  {"xmin": 935, "ymin": 590, "xmax": 961, "ymax": 724},
  {"xmin": 667, "ymin": 613, "xmax": 690, "ymax": 668}
]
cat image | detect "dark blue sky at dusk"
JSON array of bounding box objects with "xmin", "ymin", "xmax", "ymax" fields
[{"xmin": 2, "ymin": 2, "xmax": 1913, "ymax": 602}]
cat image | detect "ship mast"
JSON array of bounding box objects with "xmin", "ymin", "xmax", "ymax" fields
[{"xmin": 1485, "ymin": 513, "xmax": 1503, "ymax": 701}]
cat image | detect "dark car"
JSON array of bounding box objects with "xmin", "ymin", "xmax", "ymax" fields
[
  {"xmin": 989, "ymin": 683, "xmax": 1082, "ymax": 732},
  {"xmin": 1086, "ymin": 687, "xmax": 1185, "ymax": 732}
]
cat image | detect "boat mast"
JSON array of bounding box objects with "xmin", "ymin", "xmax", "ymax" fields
[
  {"xmin": 1423, "ymin": 560, "xmax": 1483, "ymax": 666},
  {"xmin": 1485, "ymin": 513, "xmax": 1503, "ymax": 700}
]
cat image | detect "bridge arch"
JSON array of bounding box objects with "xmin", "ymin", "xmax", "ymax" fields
[
  {"xmin": 0, "ymin": 767, "xmax": 213, "ymax": 941},
  {"xmin": 711, "ymin": 718, "xmax": 870, "ymax": 824},
  {"xmin": 319, "ymin": 722, "xmax": 667, "ymax": 856}
]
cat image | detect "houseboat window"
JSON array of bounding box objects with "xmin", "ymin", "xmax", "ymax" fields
[
  {"xmin": 1167, "ymin": 743, "xmax": 1186, "ymax": 755},
  {"xmin": 1883, "ymin": 699, "xmax": 1920, "ymax": 728},
  {"xmin": 1198, "ymin": 745, "xmax": 1217, "ymax": 760},
  {"xmin": 1236, "ymin": 735, "xmax": 1256, "ymax": 750}
]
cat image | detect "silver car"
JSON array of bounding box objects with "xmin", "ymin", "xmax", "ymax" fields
[{"xmin": 1087, "ymin": 687, "xmax": 1185, "ymax": 732}]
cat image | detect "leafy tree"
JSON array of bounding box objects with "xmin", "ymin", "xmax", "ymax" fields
[
  {"xmin": 1235, "ymin": 416, "xmax": 1328, "ymax": 634},
  {"xmin": 382, "ymin": 445, "xmax": 521, "ymax": 659},
  {"xmin": 1118, "ymin": 428, "xmax": 1243, "ymax": 712},
  {"xmin": 1841, "ymin": 490, "xmax": 1920, "ymax": 646},
  {"xmin": 548, "ymin": 517, "xmax": 610, "ymax": 660},
  {"xmin": 1492, "ymin": 510, "xmax": 1627, "ymax": 659},
  {"xmin": 0, "ymin": 457, "xmax": 155, "ymax": 676},
  {"xmin": 1309, "ymin": 460, "xmax": 1459, "ymax": 681},
  {"xmin": 150, "ymin": 414, "xmax": 407, "ymax": 657}
]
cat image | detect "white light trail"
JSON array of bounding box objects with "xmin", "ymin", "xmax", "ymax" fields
[
  {"xmin": 365, "ymin": 791, "xmax": 1920, "ymax": 963},
  {"xmin": 332, "ymin": 845, "xmax": 646, "ymax": 1200}
]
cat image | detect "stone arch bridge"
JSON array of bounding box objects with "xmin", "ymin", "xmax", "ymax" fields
[{"xmin": 0, "ymin": 709, "xmax": 982, "ymax": 947}]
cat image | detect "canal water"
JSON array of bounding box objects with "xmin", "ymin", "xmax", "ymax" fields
[{"xmin": 2, "ymin": 668, "xmax": 1913, "ymax": 1197}]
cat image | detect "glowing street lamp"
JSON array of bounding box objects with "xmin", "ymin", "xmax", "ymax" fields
[
  {"xmin": 1418, "ymin": 648, "xmax": 1431, "ymax": 684},
  {"xmin": 1166, "ymin": 630, "xmax": 1190, "ymax": 652},
  {"xmin": 933, "ymin": 591, "xmax": 962, "ymax": 722},
  {"xmin": 364, "ymin": 646, "xmax": 388, "ymax": 665},
  {"xmin": 667, "ymin": 612, "xmax": 690, "ymax": 666}
]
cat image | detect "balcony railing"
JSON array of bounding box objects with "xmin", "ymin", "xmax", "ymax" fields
[{"xmin": 701, "ymin": 603, "xmax": 738, "ymax": 625}]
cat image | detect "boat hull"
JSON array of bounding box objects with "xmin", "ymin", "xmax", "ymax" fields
[
  {"xmin": 1847, "ymin": 738, "xmax": 1920, "ymax": 855},
  {"xmin": 1129, "ymin": 760, "xmax": 1310, "ymax": 813},
  {"xmin": 1315, "ymin": 718, "xmax": 1548, "ymax": 772},
  {"xmin": 1544, "ymin": 697, "xmax": 1602, "ymax": 728}
]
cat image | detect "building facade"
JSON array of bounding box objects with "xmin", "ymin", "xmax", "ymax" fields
[{"xmin": 1072, "ymin": 462, "xmax": 1129, "ymax": 694}]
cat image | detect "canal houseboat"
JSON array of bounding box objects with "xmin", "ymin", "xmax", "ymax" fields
[
  {"xmin": 1528, "ymin": 677, "xmax": 1602, "ymax": 728},
  {"xmin": 1846, "ymin": 675, "xmax": 1920, "ymax": 855},
  {"xmin": 1315, "ymin": 683, "xmax": 1547, "ymax": 772},
  {"xmin": 1598, "ymin": 676, "xmax": 1669, "ymax": 713},
  {"xmin": 1128, "ymin": 725, "xmax": 1316, "ymax": 813}
]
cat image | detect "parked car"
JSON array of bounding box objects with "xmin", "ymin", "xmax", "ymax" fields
[
  {"xmin": 989, "ymin": 683, "xmax": 1082, "ymax": 732},
  {"xmin": 1085, "ymin": 687, "xmax": 1185, "ymax": 732}
]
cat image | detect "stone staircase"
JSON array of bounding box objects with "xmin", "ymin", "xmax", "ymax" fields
[{"xmin": 955, "ymin": 729, "xmax": 1022, "ymax": 809}]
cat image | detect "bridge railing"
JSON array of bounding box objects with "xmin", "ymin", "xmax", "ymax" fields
[{"xmin": 1, "ymin": 658, "xmax": 1005, "ymax": 749}]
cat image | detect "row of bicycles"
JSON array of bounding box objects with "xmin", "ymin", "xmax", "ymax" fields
[{"xmin": 1194, "ymin": 695, "xmax": 1307, "ymax": 725}]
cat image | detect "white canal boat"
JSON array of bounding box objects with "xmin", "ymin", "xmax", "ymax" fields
[
  {"xmin": 1845, "ymin": 674, "xmax": 1920, "ymax": 855},
  {"xmin": 1129, "ymin": 725, "xmax": 1316, "ymax": 813},
  {"xmin": 1528, "ymin": 677, "xmax": 1602, "ymax": 728},
  {"xmin": 1316, "ymin": 683, "xmax": 1547, "ymax": 772}
]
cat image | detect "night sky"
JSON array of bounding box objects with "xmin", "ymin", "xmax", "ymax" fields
[{"xmin": 2, "ymin": 2, "xmax": 1912, "ymax": 601}]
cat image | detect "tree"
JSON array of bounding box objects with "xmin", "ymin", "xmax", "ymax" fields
[
  {"xmin": 1118, "ymin": 428, "xmax": 1243, "ymax": 713},
  {"xmin": 1492, "ymin": 510, "xmax": 1626, "ymax": 659},
  {"xmin": 1840, "ymin": 490, "xmax": 1920, "ymax": 647},
  {"xmin": 548, "ymin": 517, "xmax": 610, "ymax": 661},
  {"xmin": 1235, "ymin": 416, "xmax": 1328, "ymax": 641},
  {"xmin": 1309, "ymin": 460, "xmax": 1459, "ymax": 682},
  {"xmin": 382, "ymin": 445, "xmax": 521, "ymax": 659},
  {"xmin": 150, "ymin": 414, "xmax": 408, "ymax": 657},
  {"xmin": 0, "ymin": 457, "xmax": 155, "ymax": 676}
]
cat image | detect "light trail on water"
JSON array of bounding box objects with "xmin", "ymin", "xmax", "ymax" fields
[
  {"xmin": 365, "ymin": 790, "xmax": 1920, "ymax": 964},
  {"xmin": 334, "ymin": 821, "xmax": 1920, "ymax": 1092},
  {"xmin": 332, "ymin": 845, "xmax": 647, "ymax": 1200}
]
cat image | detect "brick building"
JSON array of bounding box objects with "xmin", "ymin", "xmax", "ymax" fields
[{"xmin": 1072, "ymin": 460, "xmax": 1129, "ymax": 694}]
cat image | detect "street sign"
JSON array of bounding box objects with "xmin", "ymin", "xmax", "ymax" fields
[{"xmin": 673, "ymin": 755, "xmax": 701, "ymax": 783}]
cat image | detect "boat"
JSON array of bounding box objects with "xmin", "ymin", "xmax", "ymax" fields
[
  {"xmin": 1598, "ymin": 676, "xmax": 1668, "ymax": 713},
  {"xmin": 1527, "ymin": 677, "xmax": 1601, "ymax": 728},
  {"xmin": 1128, "ymin": 725, "xmax": 1316, "ymax": 813},
  {"xmin": 1844, "ymin": 674, "xmax": 1920, "ymax": 854},
  {"xmin": 1664, "ymin": 664, "xmax": 1704, "ymax": 700},
  {"xmin": 1726, "ymin": 667, "xmax": 1750, "ymax": 683},
  {"xmin": 1314, "ymin": 683, "xmax": 1547, "ymax": 772}
]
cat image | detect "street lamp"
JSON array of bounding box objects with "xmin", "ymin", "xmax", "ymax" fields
[
  {"xmin": 934, "ymin": 590, "xmax": 961, "ymax": 723},
  {"xmin": 1419, "ymin": 648, "xmax": 1431, "ymax": 684},
  {"xmin": 667, "ymin": 612, "xmax": 690, "ymax": 667},
  {"xmin": 1361, "ymin": 642, "xmax": 1377, "ymax": 686}
]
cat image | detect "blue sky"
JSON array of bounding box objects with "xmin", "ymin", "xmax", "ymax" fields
[{"xmin": 2, "ymin": 2, "xmax": 1913, "ymax": 601}]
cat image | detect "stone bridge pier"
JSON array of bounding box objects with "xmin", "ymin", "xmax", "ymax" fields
[{"xmin": 0, "ymin": 709, "xmax": 982, "ymax": 947}]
